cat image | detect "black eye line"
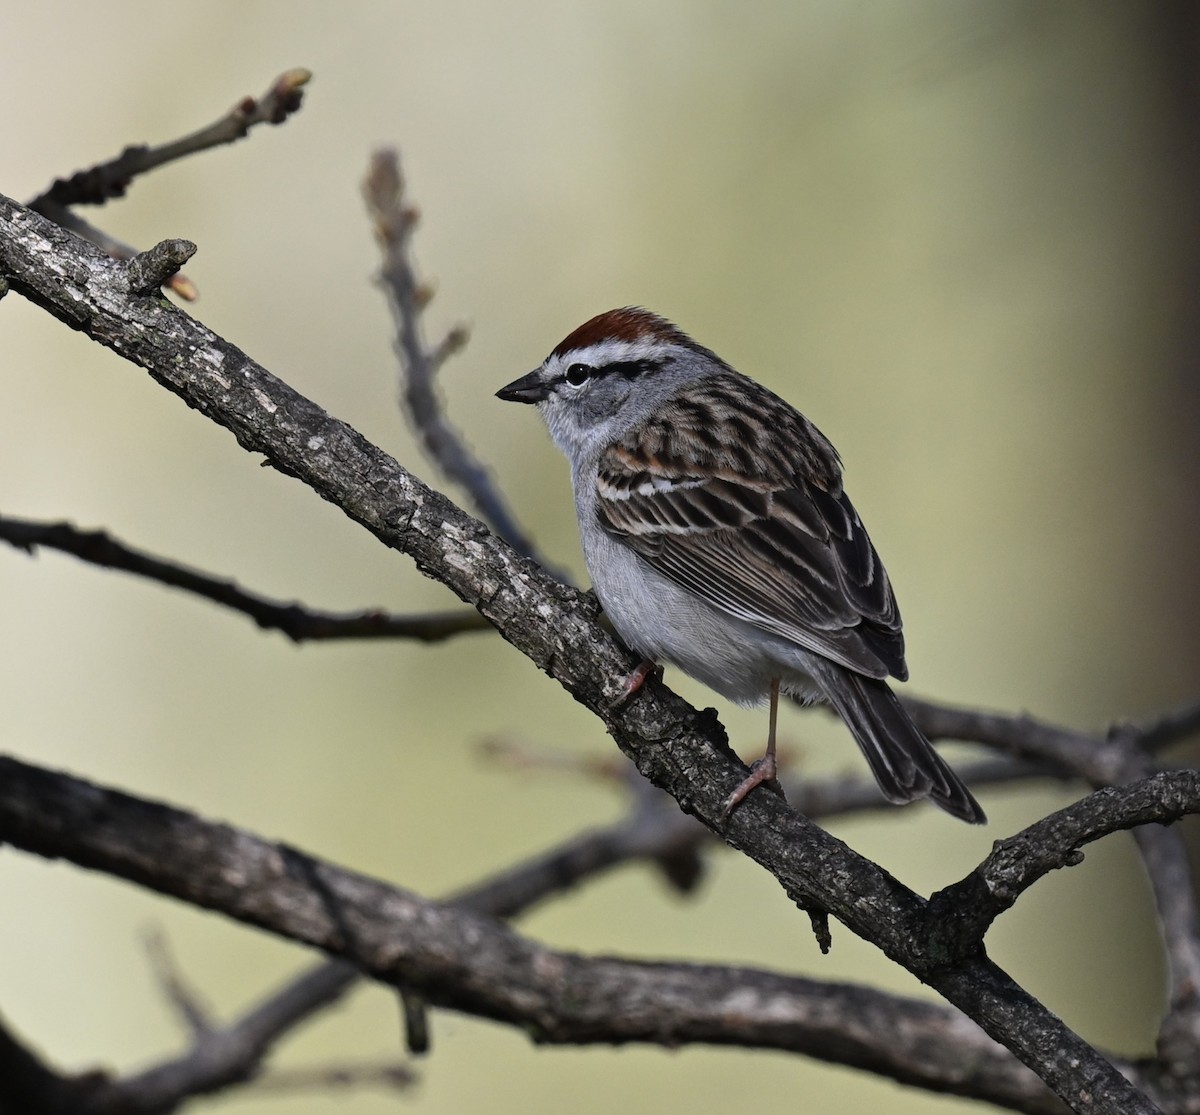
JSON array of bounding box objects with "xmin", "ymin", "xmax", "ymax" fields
[{"xmin": 559, "ymin": 357, "xmax": 665, "ymax": 386}]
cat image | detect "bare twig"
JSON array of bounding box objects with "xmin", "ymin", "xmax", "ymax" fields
[
  {"xmin": 930, "ymin": 771, "xmax": 1200, "ymax": 943},
  {"xmin": 1105, "ymin": 729, "xmax": 1200, "ymax": 1039},
  {"xmin": 911, "ymin": 693, "xmax": 1200, "ymax": 1058},
  {"xmin": 905, "ymin": 694, "xmax": 1200, "ymax": 776},
  {"xmin": 108, "ymin": 961, "xmax": 363, "ymax": 1112},
  {"xmin": 28, "ymin": 204, "xmax": 199, "ymax": 302},
  {"xmin": 905, "ymin": 696, "xmax": 1107, "ymax": 772},
  {"xmin": 0, "ymin": 514, "xmax": 487, "ymax": 642},
  {"xmin": 26, "ymin": 68, "xmax": 310, "ymax": 300},
  {"xmin": 1136, "ymin": 818, "xmax": 1200, "ymax": 1010},
  {"xmin": 1129, "ymin": 699, "xmax": 1200, "ymax": 753},
  {"xmin": 126, "ymin": 240, "xmax": 197, "ymax": 296},
  {"xmin": 246, "ymin": 1062, "xmax": 417, "ymax": 1095},
  {"xmin": 30, "ymin": 70, "xmax": 310, "ymax": 210},
  {"xmin": 143, "ymin": 930, "xmax": 215, "ymax": 1039},
  {"xmin": 363, "ymin": 149, "xmax": 551, "ymax": 566}
]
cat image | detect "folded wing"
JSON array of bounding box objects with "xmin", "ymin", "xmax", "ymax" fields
[{"xmin": 595, "ymin": 373, "xmax": 907, "ymax": 681}]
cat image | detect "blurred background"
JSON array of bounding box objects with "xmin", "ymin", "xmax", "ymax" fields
[{"xmin": 2, "ymin": 2, "xmax": 1198, "ymax": 1112}]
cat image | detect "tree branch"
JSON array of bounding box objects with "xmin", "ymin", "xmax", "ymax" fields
[
  {"xmin": 240, "ymin": 1061, "xmax": 417, "ymax": 1097},
  {"xmin": 26, "ymin": 757, "xmax": 1049, "ymax": 1113},
  {"xmin": 363, "ymin": 149, "xmax": 549, "ymax": 565},
  {"xmin": 930, "ymin": 770, "xmax": 1200, "ymax": 943},
  {"xmin": 0, "ymin": 192, "xmax": 1173, "ymax": 1114},
  {"xmin": 30, "ymin": 69, "xmax": 311, "ymax": 211},
  {"xmin": 0, "ymin": 513, "xmax": 487, "ymax": 642},
  {"xmin": 25, "ymin": 69, "xmax": 309, "ymax": 302},
  {"xmin": 906, "ymin": 695, "xmax": 1200, "ymax": 777},
  {"xmin": 0, "ymin": 752, "xmax": 1098, "ymax": 1115},
  {"xmin": 910, "ymin": 694, "xmax": 1200, "ymax": 1055}
]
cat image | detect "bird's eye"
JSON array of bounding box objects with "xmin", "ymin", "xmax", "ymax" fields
[{"xmin": 564, "ymin": 363, "xmax": 593, "ymax": 387}]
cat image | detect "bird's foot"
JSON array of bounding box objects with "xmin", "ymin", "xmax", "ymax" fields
[
  {"xmin": 720, "ymin": 754, "xmax": 785, "ymax": 820},
  {"xmin": 611, "ymin": 659, "xmax": 661, "ymax": 707}
]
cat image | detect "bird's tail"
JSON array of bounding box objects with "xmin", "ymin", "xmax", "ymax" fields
[{"xmin": 812, "ymin": 664, "xmax": 985, "ymax": 824}]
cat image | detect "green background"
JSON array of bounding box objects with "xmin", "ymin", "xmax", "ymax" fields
[{"xmin": 2, "ymin": 3, "xmax": 1197, "ymax": 1113}]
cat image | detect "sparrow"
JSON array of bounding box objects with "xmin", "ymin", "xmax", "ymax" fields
[{"xmin": 497, "ymin": 307, "xmax": 984, "ymax": 824}]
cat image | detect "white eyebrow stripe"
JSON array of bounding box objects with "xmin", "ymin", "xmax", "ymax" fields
[{"xmin": 557, "ymin": 337, "xmax": 673, "ymax": 366}]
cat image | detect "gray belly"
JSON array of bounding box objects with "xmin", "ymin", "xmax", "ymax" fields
[{"xmin": 582, "ymin": 526, "xmax": 826, "ymax": 708}]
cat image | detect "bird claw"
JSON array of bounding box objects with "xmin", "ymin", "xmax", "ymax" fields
[
  {"xmin": 719, "ymin": 753, "xmax": 785, "ymax": 821},
  {"xmin": 611, "ymin": 659, "xmax": 660, "ymax": 707}
]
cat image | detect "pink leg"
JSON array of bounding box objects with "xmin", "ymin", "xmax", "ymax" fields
[
  {"xmin": 720, "ymin": 677, "xmax": 785, "ymax": 819},
  {"xmin": 613, "ymin": 659, "xmax": 660, "ymax": 706}
]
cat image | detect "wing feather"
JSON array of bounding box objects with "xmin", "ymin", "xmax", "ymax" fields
[{"xmin": 596, "ymin": 373, "xmax": 907, "ymax": 680}]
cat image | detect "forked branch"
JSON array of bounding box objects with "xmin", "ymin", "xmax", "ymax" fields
[{"xmin": 0, "ymin": 193, "xmax": 1189, "ymax": 1115}]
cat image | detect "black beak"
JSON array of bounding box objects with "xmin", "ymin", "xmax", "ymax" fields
[{"xmin": 496, "ymin": 369, "xmax": 548, "ymax": 404}]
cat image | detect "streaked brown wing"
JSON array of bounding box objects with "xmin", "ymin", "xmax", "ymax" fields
[{"xmin": 596, "ymin": 375, "xmax": 907, "ymax": 680}]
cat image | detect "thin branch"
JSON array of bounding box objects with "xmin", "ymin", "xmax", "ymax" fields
[
  {"xmin": 905, "ymin": 696, "xmax": 1113, "ymax": 774},
  {"xmin": 25, "ymin": 68, "xmax": 309, "ymax": 302},
  {"xmin": 1135, "ymin": 818, "xmax": 1200, "ymax": 1013},
  {"xmin": 30, "ymin": 70, "xmax": 311, "ymax": 211},
  {"xmin": 27, "ymin": 203, "xmax": 199, "ymax": 302},
  {"xmin": 98, "ymin": 961, "xmax": 362, "ymax": 1113},
  {"xmin": 0, "ymin": 511, "xmax": 1086, "ymax": 770},
  {"xmin": 0, "ymin": 514, "xmax": 487, "ymax": 643},
  {"xmin": 910, "ymin": 692, "xmax": 1200, "ymax": 1048},
  {"xmin": 1106, "ymin": 727, "xmax": 1200, "ymax": 1031},
  {"xmin": 363, "ymin": 149, "xmax": 551, "ymax": 566},
  {"xmin": 143, "ymin": 930, "xmax": 216, "ymax": 1039},
  {"xmin": 245, "ymin": 1062, "xmax": 417, "ymax": 1096},
  {"xmin": 905, "ymin": 694, "xmax": 1200, "ymax": 779},
  {"xmin": 1131, "ymin": 699, "xmax": 1200, "ymax": 753},
  {"xmin": 930, "ymin": 770, "xmax": 1200, "ymax": 946}
]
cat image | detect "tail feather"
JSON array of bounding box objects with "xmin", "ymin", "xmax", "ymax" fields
[{"xmin": 810, "ymin": 663, "xmax": 985, "ymax": 824}]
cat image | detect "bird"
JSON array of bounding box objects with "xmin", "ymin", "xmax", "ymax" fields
[{"xmin": 496, "ymin": 307, "xmax": 984, "ymax": 824}]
